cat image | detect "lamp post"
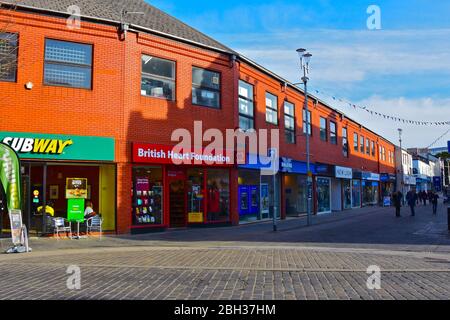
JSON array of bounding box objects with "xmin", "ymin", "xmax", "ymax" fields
[
  {"xmin": 398, "ymin": 128, "xmax": 404, "ymax": 203},
  {"xmin": 297, "ymin": 48, "xmax": 313, "ymax": 226}
]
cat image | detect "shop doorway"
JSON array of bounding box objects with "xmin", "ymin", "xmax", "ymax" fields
[{"xmin": 167, "ymin": 169, "xmax": 186, "ymax": 228}]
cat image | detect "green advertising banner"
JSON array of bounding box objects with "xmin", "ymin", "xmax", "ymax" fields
[
  {"xmin": 67, "ymin": 198, "xmax": 85, "ymax": 223},
  {"xmin": 0, "ymin": 132, "xmax": 115, "ymax": 161},
  {"xmin": 0, "ymin": 143, "xmax": 21, "ymax": 210}
]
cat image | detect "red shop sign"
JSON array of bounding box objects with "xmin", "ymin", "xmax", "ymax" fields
[{"xmin": 132, "ymin": 143, "xmax": 234, "ymax": 166}]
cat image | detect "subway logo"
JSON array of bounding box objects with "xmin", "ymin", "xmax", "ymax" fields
[{"xmin": 1, "ymin": 137, "xmax": 73, "ymax": 155}]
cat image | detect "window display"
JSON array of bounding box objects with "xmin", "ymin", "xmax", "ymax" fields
[
  {"xmin": 362, "ymin": 181, "xmax": 379, "ymax": 206},
  {"xmin": 352, "ymin": 180, "xmax": 361, "ymax": 208},
  {"xmin": 132, "ymin": 167, "xmax": 163, "ymax": 225},
  {"xmin": 343, "ymin": 179, "xmax": 352, "ymax": 209},
  {"xmin": 206, "ymin": 169, "xmax": 230, "ymax": 222},
  {"xmin": 316, "ymin": 177, "xmax": 331, "ymax": 213},
  {"xmin": 283, "ymin": 174, "xmax": 307, "ymax": 216},
  {"xmin": 187, "ymin": 169, "xmax": 205, "ymax": 222}
]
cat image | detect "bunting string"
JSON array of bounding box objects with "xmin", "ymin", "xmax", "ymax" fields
[{"xmin": 310, "ymin": 88, "xmax": 450, "ymax": 127}]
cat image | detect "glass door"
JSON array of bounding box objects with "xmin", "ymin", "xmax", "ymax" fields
[
  {"xmin": 343, "ymin": 179, "xmax": 352, "ymax": 210},
  {"xmin": 167, "ymin": 169, "xmax": 186, "ymax": 228},
  {"xmin": 317, "ymin": 177, "xmax": 331, "ymax": 214},
  {"xmin": 187, "ymin": 168, "xmax": 205, "ymax": 224}
]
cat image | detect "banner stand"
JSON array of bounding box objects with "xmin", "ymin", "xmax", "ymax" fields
[{"xmin": 5, "ymin": 209, "xmax": 32, "ymax": 254}]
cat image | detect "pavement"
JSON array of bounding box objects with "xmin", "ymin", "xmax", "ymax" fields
[{"xmin": 0, "ymin": 202, "xmax": 449, "ymax": 300}]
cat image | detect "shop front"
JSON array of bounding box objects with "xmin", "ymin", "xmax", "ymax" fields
[
  {"xmin": 335, "ymin": 166, "xmax": 353, "ymax": 210},
  {"xmin": 361, "ymin": 172, "xmax": 380, "ymax": 207},
  {"xmin": 351, "ymin": 171, "xmax": 362, "ymax": 208},
  {"xmin": 0, "ymin": 132, "xmax": 116, "ymax": 236},
  {"xmin": 380, "ymin": 173, "xmax": 396, "ymax": 206},
  {"xmin": 132, "ymin": 143, "xmax": 232, "ymax": 232},
  {"xmin": 280, "ymin": 158, "xmax": 316, "ymax": 217},
  {"xmin": 415, "ymin": 175, "xmax": 431, "ymax": 192},
  {"xmin": 238, "ymin": 153, "xmax": 280, "ymax": 223},
  {"xmin": 315, "ymin": 163, "xmax": 334, "ymax": 214},
  {"xmin": 403, "ymin": 175, "xmax": 417, "ymax": 194}
]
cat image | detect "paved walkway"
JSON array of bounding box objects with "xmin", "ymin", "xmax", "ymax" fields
[{"xmin": 0, "ymin": 203, "xmax": 449, "ymax": 300}]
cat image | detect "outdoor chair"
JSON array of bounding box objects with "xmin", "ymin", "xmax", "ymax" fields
[
  {"xmin": 53, "ymin": 217, "xmax": 72, "ymax": 239},
  {"xmin": 86, "ymin": 215, "xmax": 103, "ymax": 239}
]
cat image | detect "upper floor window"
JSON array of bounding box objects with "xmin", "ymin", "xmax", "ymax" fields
[
  {"xmin": 353, "ymin": 133, "xmax": 359, "ymax": 152},
  {"xmin": 371, "ymin": 141, "xmax": 375, "ymax": 157},
  {"xmin": 320, "ymin": 117, "xmax": 327, "ymax": 142},
  {"xmin": 265, "ymin": 93, "xmax": 278, "ymax": 125},
  {"xmin": 342, "ymin": 127, "xmax": 348, "ymax": 157},
  {"xmin": 44, "ymin": 39, "xmax": 92, "ymax": 89},
  {"xmin": 141, "ymin": 54, "xmax": 175, "ymax": 100},
  {"xmin": 330, "ymin": 121, "xmax": 337, "ymax": 145},
  {"xmin": 238, "ymin": 80, "xmax": 254, "ymax": 130},
  {"xmin": 192, "ymin": 67, "xmax": 220, "ymax": 108},
  {"xmin": 303, "ymin": 109, "xmax": 312, "ymax": 136},
  {"xmin": 366, "ymin": 139, "xmax": 370, "ymax": 155},
  {"xmin": 382, "ymin": 147, "xmax": 386, "ymax": 161},
  {"xmin": 284, "ymin": 101, "xmax": 295, "ymax": 144},
  {"xmin": 0, "ymin": 32, "xmax": 18, "ymax": 82},
  {"xmin": 360, "ymin": 136, "xmax": 365, "ymax": 153}
]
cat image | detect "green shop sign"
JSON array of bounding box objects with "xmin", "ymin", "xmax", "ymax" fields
[{"xmin": 0, "ymin": 132, "xmax": 115, "ymax": 161}]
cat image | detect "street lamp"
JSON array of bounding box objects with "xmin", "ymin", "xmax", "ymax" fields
[
  {"xmin": 297, "ymin": 48, "xmax": 313, "ymax": 226},
  {"xmin": 398, "ymin": 128, "xmax": 404, "ymax": 203}
]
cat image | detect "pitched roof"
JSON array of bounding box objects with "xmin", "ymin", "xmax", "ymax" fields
[{"xmin": 4, "ymin": 0, "xmax": 233, "ymax": 52}]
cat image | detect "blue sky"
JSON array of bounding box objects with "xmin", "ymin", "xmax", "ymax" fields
[{"xmin": 147, "ymin": 0, "xmax": 450, "ymax": 148}]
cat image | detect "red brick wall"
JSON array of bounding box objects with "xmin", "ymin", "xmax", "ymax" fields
[{"xmin": 1, "ymin": 9, "xmax": 395, "ymax": 233}]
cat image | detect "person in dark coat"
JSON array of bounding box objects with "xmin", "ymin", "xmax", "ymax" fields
[
  {"xmin": 392, "ymin": 191, "xmax": 403, "ymax": 217},
  {"xmin": 406, "ymin": 190, "xmax": 418, "ymax": 216},
  {"xmin": 431, "ymin": 192, "xmax": 439, "ymax": 215}
]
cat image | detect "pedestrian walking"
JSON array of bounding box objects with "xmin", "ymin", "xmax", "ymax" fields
[
  {"xmin": 406, "ymin": 190, "xmax": 418, "ymax": 216},
  {"xmin": 392, "ymin": 191, "xmax": 403, "ymax": 218},
  {"xmin": 431, "ymin": 192, "xmax": 439, "ymax": 215}
]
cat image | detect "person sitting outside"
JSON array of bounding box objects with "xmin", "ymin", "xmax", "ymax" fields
[
  {"xmin": 84, "ymin": 201, "xmax": 97, "ymax": 220},
  {"xmin": 37, "ymin": 201, "xmax": 55, "ymax": 217}
]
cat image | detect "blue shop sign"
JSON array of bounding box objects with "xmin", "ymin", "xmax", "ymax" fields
[
  {"xmin": 380, "ymin": 173, "xmax": 396, "ymax": 182},
  {"xmin": 280, "ymin": 157, "xmax": 316, "ymax": 175},
  {"xmin": 361, "ymin": 172, "xmax": 381, "ymax": 181},
  {"xmin": 239, "ymin": 153, "xmax": 274, "ymax": 170}
]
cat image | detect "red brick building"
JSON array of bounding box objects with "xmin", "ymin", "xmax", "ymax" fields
[{"xmin": 0, "ymin": 0, "xmax": 396, "ymax": 235}]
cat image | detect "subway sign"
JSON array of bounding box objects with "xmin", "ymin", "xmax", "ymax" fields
[{"xmin": 0, "ymin": 132, "xmax": 115, "ymax": 161}]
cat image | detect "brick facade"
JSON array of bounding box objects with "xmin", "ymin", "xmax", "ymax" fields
[{"xmin": 1, "ymin": 9, "xmax": 396, "ymax": 234}]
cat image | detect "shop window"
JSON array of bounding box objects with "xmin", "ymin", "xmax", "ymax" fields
[
  {"xmin": 320, "ymin": 117, "xmax": 327, "ymax": 142},
  {"xmin": 192, "ymin": 67, "xmax": 220, "ymax": 108},
  {"xmin": 352, "ymin": 180, "xmax": 361, "ymax": 208},
  {"xmin": 44, "ymin": 39, "xmax": 93, "ymax": 89},
  {"xmin": 132, "ymin": 166, "xmax": 163, "ymax": 226},
  {"xmin": 141, "ymin": 54, "xmax": 175, "ymax": 100},
  {"xmin": 342, "ymin": 127, "xmax": 349, "ymax": 157},
  {"xmin": 238, "ymin": 80, "xmax": 255, "ymax": 130},
  {"xmin": 0, "ymin": 32, "xmax": 18, "ymax": 82},
  {"xmin": 353, "ymin": 133, "xmax": 359, "ymax": 152},
  {"xmin": 316, "ymin": 177, "xmax": 331, "ymax": 213},
  {"xmin": 303, "ymin": 109, "xmax": 312, "ymax": 136},
  {"xmin": 265, "ymin": 92, "xmax": 278, "ymax": 125},
  {"xmin": 360, "ymin": 136, "xmax": 365, "ymax": 153},
  {"xmin": 366, "ymin": 139, "xmax": 370, "ymax": 155},
  {"xmin": 284, "ymin": 174, "xmax": 307, "ymax": 216},
  {"xmin": 330, "ymin": 121, "xmax": 337, "ymax": 145},
  {"xmin": 187, "ymin": 168, "xmax": 205, "ymax": 221},
  {"xmin": 207, "ymin": 169, "xmax": 230, "ymax": 222},
  {"xmin": 284, "ymin": 101, "xmax": 295, "ymax": 144}
]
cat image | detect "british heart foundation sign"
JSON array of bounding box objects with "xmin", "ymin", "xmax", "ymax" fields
[{"xmin": 132, "ymin": 143, "xmax": 233, "ymax": 166}]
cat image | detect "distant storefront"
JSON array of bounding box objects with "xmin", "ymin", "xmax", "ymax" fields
[
  {"xmin": 335, "ymin": 166, "xmax": 353, "ymax": 210},
  {"xmin": 380, "ymin": 173, "xmax": 396, "ymax": 206}
]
